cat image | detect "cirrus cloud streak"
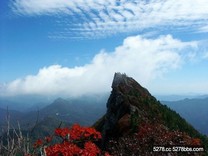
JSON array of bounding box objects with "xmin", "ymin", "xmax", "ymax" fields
[{"xmin": 11, "ymin": 0, "xmax": 208, "ymax": 38}]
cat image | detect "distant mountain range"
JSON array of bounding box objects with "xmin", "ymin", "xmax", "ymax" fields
[
  {"xmin": 0, "ymin": 95, "xmax": 107, "ymax": 138},
  {"xmin": 0, "ymin": 107, "xmax": 24, "ymax": 126},
  {"xmin": 0, "ymin": 93, "xmax": 207, "ymax": 138},
  {"xmin": 0, "ymin": 97, "xmax": 51, "ymax": 112},
  {"xmin": 162, "ymin": 97, "xmax": 208, "ymax": 135},
  {"xmin": 38, "ymin": 97, "xmax": 107, "ymax": 125},
  {"xmin": 156, "ymin": 94, "xmax": 208, "ymax": 101}
]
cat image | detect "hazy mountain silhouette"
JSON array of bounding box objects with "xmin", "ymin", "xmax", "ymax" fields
[{"xmin": 162, "ymin": 97, "xmax": 208, "ymax": 135}]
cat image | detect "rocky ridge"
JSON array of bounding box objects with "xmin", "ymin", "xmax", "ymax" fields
[{"xmin": 94, "ymin": 73, "xmax": 208, "ymax": 155}]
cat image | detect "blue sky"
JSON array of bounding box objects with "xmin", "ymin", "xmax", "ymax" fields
[{"xmin": 0, "ymin": 0, "xmax": 208, "ymax": 97}]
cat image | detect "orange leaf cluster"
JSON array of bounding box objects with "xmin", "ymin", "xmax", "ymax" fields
[{"xmin": 33, "ymin": 124, "xmax": 108, "ymax": 156}]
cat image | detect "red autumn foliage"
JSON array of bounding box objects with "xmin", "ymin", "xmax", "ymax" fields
[
  {"xmin": 33, "ymin": 124, "xmax": 107, "ymax": 156},
  {"xmin": 45, "ymin": 136, "xmax": 53, "ymax": 143},
  {"xmin": 191, "ymin": 138, "xmax": 201, "ymax": 146},
  {"xmin": 45, "ymin": 142, "xmax": 82, "ymax": 156},
  {"xmin": 54, "ymin": 124, "xmax": 101, "ymax": 141},
  {"xmin": 33, "ymin": 139, "xmax": 43, "ymax": 148},
  {"xmin": 32, "ymin": 122, "xmax": 203, "ymax": 156},
  {"xmin": 107, "ymin": 122, "xmax": 203, "ymax": 155}
]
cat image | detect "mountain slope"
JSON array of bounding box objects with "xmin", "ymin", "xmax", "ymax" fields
[
  {"xmin": 0, "ymin": 108, "xmax": 24, "ymax": 126},
  {"xmin": 0, "ymin": 100, "xmax": 25, "ymax": 112},
  {"xmin": 0, "ymin": 95, "xmax": 107, "ymax": 141},
  {"xmin": 94, "ymin": 73, "xmax": 208, "ymax": 155},
  {"xmin": 0, "ymin": 95, "xmax": 52, "ymax": 112},
  {"xmin": 39, "ymin": 97, "xmax": 106, "ymax": 126},
  {"xmin": 162, "ymin": 98, "xmax": 208, "ymax": 135}
]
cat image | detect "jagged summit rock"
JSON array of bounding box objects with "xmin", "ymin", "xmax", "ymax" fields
[
  {"xmin": 102, "ymin": 73, "xmax": 154, "ymax": 140},
  {"xmin": 111, "ymin": 72, "xmax": 128, "ymax": 88},
  {"xmin": 93, "ymin": 73, "xmax": 207, "ymax": 154}
]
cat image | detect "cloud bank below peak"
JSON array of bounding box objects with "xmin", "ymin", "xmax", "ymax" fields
[
  {"xmin": 11, "ymin": 0, "xmax": 208, "ymax": 38},
  {"xmin": 0, "ymin": 35, "xmax": 202, "ymax": 97}
]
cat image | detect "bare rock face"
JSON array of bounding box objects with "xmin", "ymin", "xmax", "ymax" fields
[{"xmin": 101, "ymin": 73, "xmax": 152, "ymax": 144}]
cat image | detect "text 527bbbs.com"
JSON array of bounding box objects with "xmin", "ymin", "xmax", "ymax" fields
[{"xmin": 153, "ymin": 146, "xmax": 205, "ymax": 152}]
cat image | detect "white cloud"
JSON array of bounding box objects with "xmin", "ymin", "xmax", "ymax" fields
[
  {"xmin": 199, "ymin": 25, "xmax": 208, "ymax": 32},
  {"xmin": 1, "ymin": 35, "xmax": 197, "ymax": 97},
  {"xmin": 11, "ymin": 0, "xmax": 208, "ymax": 38},
  {"xmin": 203, "ymin": 52, "xmax": 208, "ymax": 59}
]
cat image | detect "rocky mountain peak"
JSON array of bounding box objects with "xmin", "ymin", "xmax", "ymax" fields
[
  {"xmin": 94, "ymin": 73, "xmax": 207, "ymax": 154},
  {"xmin": 111, "ymin": 72, "xmax": 151, "ymax": 98},
  {"xmin": 99, "ymin": 73, "xmax": 156, "ymax": 143},
  {"xmin": 111, "ymin": 72, "xmax": 128, "ymax": 88}
]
